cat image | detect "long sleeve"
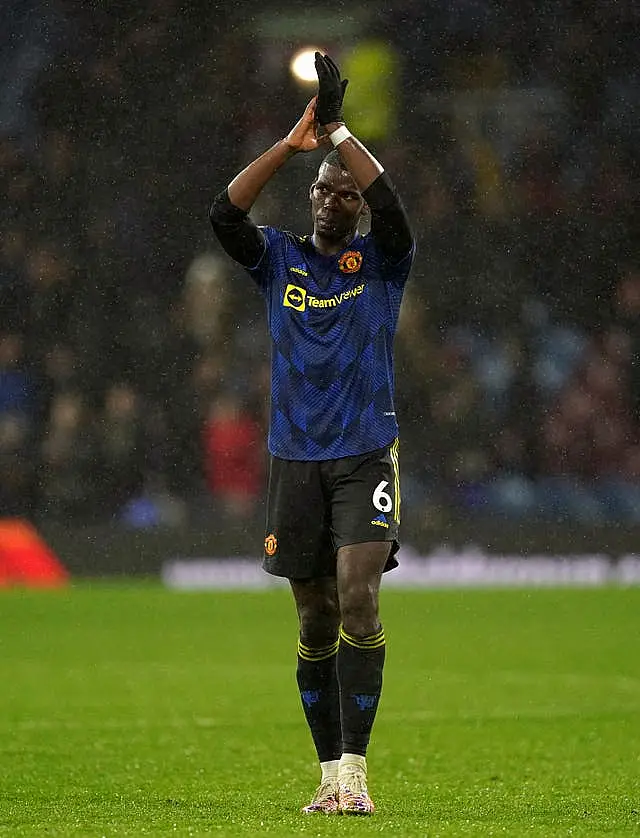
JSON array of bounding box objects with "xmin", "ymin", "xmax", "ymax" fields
[
  {"xmin": 362, "ymin": 173, "xmax": 414, "ymax": 265},
  {"xmin": 209, "ymin": 189, "xmax": 266, "ymax": 270}
]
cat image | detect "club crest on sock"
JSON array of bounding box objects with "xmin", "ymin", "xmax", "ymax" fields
[
  {"xmin": 301, "ymin": 689, "xmax": 321, "ymax": 708},
  {"xmin": 353, "ymin": 693, "xmax": 378, "ymax": 711}
]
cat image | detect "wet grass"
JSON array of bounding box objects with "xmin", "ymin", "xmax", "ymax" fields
[{"xmin": 1, "ymin": 583, "xmax": 639, "ymax": 836}]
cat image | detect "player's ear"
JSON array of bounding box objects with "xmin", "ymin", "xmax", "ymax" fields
[
  {"xmin": 309, "ymin": 183, "xmax": 316, "ymax": 200},
  {"xmin": 361, "ymin": 201, "xmax": 370, "ymax": 217}
]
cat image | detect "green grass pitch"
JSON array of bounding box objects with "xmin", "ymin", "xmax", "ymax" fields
[{"xmin": 0, "ymin": 583, "xmax": 638, "ymax": 837}]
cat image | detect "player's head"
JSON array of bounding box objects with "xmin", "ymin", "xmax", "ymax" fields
[
  {"xmin": 309, "ymin": 150, "xmax": 366, "ymax": 243},
  {"xmin": 320, "ymin": 149, "xmax": 346, "ymax": 172}
]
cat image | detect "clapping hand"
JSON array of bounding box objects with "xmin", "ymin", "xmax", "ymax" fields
[
  {"xmin": 284, "ymin": 97, "xmax": 330, "ymax": 153},
  {"xmin": 314, "ymin": 52, "xmax": 349, "ymax": 126}
]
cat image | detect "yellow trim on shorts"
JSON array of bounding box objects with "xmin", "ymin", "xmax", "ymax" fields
[{"xmin": 390, "ymin": 437, "xmax": 401, "ymax": 523}]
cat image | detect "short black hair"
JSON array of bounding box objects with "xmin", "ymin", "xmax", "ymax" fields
[{"xmin": 320, "ymin": 148, "xmax": 345, "ymax": 170}]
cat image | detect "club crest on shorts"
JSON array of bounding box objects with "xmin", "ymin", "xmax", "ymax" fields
[
  {"xmin": 264, "ymin": 533, "xmax": 278, "ymax": 556},
  {"xmin": 338, "ymin": 250, "xmax": 363, "ymax": 274}
]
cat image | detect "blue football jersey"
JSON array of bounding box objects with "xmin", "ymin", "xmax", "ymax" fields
[{"xmin": 248, "ymin": 228, "xmax": 414, "ymax": 460}]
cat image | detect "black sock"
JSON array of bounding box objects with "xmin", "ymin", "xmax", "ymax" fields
[
  {"xmin": 296, "ymin": 637, "xmax": 342, "ymax": 763},
  {"xmin": 337, "ymin": 626, "xmax": 386, "ymax": 757}
]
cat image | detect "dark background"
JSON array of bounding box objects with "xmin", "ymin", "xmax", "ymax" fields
[{"xmin": 1, "ymin": 0, "xmax": 639, "ymax": 546}]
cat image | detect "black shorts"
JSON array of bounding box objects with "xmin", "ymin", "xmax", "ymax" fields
[{"xmin": 262, "ymin": 439, "xmax": 401, "ymax": 579}]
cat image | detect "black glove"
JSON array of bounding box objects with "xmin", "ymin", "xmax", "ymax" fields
[{"xmin": 314, "ymin": 52, "xmax": 349, "ymax": 125}]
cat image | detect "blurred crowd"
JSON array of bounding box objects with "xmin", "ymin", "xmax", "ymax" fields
[{"xmin": 1, "ymin": 0, "xmax": 639, "ymax": 528}]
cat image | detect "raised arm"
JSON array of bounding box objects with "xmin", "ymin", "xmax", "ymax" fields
[
  {"xmin": 228, "ymin": 97, "xmax": 328, "ymax": 211},
  {"xmin": 314, "ymin": 53, "xmax": 383, "ymax": 192},
  {"xmin": 314, "ymin": 53, "xmax": 413, "ymax": 263},
  {"xmin": 210, "ymin": 98, "xmax": 329, "ymax": 267}
]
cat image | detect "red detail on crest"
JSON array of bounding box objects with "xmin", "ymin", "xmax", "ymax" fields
[{"xmin": 338, "ymin": 250, "xmax": 363, "ymax": 274}]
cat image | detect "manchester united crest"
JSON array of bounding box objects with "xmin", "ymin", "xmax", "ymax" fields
[
  {"xmin": 264, "ymin": 533, "xmax": 278, "ymax": 556},
  {"xmin": 338, "ymin": 250, "xmax": 363, "ymax": 274}
]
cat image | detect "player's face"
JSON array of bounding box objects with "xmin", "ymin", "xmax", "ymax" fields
[{"xmin": 310, "ymin": 163, "xmax": 364, "ymax": 242}]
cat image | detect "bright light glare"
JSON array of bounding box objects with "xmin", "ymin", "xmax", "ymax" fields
[{"xmin": 290, "ymin": 47, "xmax": 322, "ymax": 84}]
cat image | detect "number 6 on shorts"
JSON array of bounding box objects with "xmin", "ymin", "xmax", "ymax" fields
[
  {"xmin": 373, "ymin": 481, "xmax": 392, "ymax": 513},
  {"xmin": 372, "ymin": 439, "xmax": 400, "ymax": 522}
]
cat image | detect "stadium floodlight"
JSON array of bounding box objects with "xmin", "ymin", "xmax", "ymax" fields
[{"xmin": 290, "ymin": 47, "xmax": 324, "ymax": 85}]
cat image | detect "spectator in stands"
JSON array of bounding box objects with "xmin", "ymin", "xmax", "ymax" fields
[
  {"xmin": 0, "ymin": 409, "xmax": 33, "ymax": 515},
  {"xmin": 0, "ymin": 333, "xmax": 33, "ymax": 417},
  {"xmin": 0, "ymin": 225, "xmax": 30, "ymax": 333},
  {"xmin": 614, "ymin": 263, "xmax": 640, "ymax": 421},
  {"xmin": 538, "ymin": 332, "xmax": 638, "ymax": 522},
  {"xmin": 94, "ymin": 382, "xmax": 147, "ymax": 518},
  {"xmin": 0, "ymin": 332, "xmax": 35, "ymax": 515},
  {"xmin": 182, "ymin": 252, "xmax": 232, "ymax": 353},
  {"xmin": 201, "ymin": 391, "xmax": 264, "ymax": 520},
  {"xmin": 36, "ymin": 391, "xmax": 97, "ymax": 522},
  {"xmin": 23, "ymin": 240, "xmax": 77, "ymax": 363}
]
